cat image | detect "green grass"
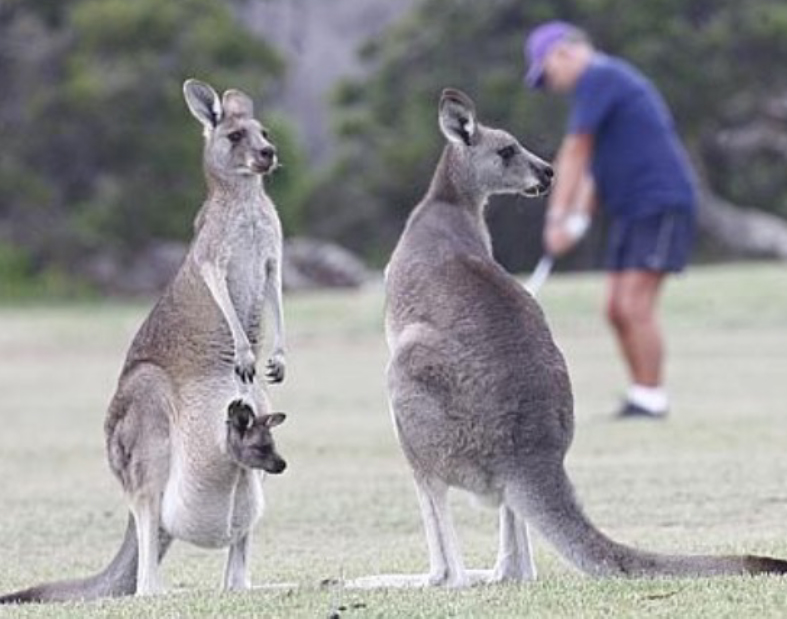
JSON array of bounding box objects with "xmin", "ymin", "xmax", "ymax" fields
[{"xmin": 1, "ymin": 263, "xmax": 787, "ymax": 617}]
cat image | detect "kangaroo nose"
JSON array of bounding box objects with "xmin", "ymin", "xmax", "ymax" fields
[
  {"xmin": 267, "ymin": 457, "xmax": 286, "ymax": 474},
  {"xmin": 258, "ymin": 146, "xmax": 276, "ymax": 160},
  {"xmin": 536, "ymin": 164, "xmax": 554, "ymax": 186}
]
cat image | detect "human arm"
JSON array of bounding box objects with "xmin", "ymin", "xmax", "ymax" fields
[{"xmin": 543, "ymin": 133, "xmax": 595, "ymax": 257}]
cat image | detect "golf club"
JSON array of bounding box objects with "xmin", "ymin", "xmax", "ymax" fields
[{"xmin": 524, "ymin": 254, "xmax": 554, "ymax": 296}]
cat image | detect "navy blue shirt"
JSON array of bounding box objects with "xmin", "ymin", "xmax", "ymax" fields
[{"xmin": 569, "ymin": 54, "xmax": 697, "ymax": 220}]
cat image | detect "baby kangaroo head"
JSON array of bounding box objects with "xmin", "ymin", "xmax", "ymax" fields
[
  {"xmin": 438, "ymin": 88, "xmax": 553, "ymax": 199},
  {"xmin": 226, "ymin": 400, "xmax": 287, "ymax": 474},
  {"xmin": 183, "ymin": 78, "xmax": 278, "ymax": 180}
]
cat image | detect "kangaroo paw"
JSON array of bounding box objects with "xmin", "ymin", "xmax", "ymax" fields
[{"xmin": 265, "ymin": 353, "xmax": 286, "ymax": 384}]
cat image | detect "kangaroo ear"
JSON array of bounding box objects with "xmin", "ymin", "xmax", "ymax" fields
[
  {"xmin": 439, "ymin": 88, "xmax": 477, "ymax": 146},
  {"xmin": 263, "ymin": 413, "xmax": 286, "ymax": 428},
  {"xmin": 227, "ymin": 400, "xmax": 254, "ymax": 430},
  {"xmin": 183, "ymin": 79, "xmax": 223, "ymax": 130},
  {"xmin": 222, "ymin": 89, "xmax": 254, "ymax": 120}
]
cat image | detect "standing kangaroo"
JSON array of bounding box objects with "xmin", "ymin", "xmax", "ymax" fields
[
  {"xmin": 364, "ymin": 88, "xmax": 787, "ymax": 587},
  {"xmin": 0, "ymin": 79, "xmax": 289, "ymax": 604}
]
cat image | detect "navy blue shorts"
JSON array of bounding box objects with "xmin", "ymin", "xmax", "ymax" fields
[{"xmin": 605, "ymin": 210, "xmax": 695, "ymax": 273}]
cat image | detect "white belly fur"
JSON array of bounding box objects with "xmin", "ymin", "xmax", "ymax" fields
[
  {"xmin": 161, "ymin": 381, "xmax": 266, "ymax": 549},
  {"xmin": 162, "ymin": 455, "xmax": 264, "ymax": 549}
]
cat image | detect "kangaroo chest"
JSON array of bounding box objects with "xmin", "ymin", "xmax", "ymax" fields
[
  {"xmin": 226, "ymin": 208, "xmax": 280, "ymax": 335},
  {"xmin": 161, "ymin": 458, "xmax": 264, "ymax": 549}
]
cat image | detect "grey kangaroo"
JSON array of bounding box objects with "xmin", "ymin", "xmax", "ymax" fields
[
  {"xmin": 0, "ymin": 79, "xmax": 289, "ymax": 604},
  {"xmin": 364, "ymin": 88, "xmax": 787, "ymax": 587}
]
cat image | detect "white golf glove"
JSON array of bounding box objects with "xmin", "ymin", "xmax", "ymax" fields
[{"xmin": 563, "ymin": 211, "xmax": 591, "ymax": 240}]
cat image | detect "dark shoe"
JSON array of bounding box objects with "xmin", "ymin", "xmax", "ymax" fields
[{"xmin": 615, "ymin": 401, "xmax": 668, "ymax": 420}]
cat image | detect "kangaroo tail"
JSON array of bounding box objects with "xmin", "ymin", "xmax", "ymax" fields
[
  {"xmin": 506, "ymin": 464, "xmax": 787, "ymax": 578},
  {"xmin": 0, "ymin": 514, "xmax": 170, "ymax": 604}
]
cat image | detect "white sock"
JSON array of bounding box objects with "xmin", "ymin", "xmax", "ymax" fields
[{"xmin": 627, "ymin": 384, "xmax": 669, "ymax": 414}]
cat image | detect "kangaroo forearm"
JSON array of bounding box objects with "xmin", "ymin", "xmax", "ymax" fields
[
  {"xmin": 199, "ymin": 262, "xmax": 251, "ymax": 352},
  {"xmin": 270, "ymin": 289, "xmax": 286, "ymax": 356},
  {"xmin": 271, "ymin": 315, "xmax": 285, "ymax": 356},
  {"xmin": 266, "ymin": 262, "xmax": 286, "ymax": 354},
  {"xmin": 262, "ymin": 260, "xmax": 286, "ymax": 384}
]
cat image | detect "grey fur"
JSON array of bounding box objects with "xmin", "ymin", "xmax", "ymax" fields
[
  {"xmin": 1, "ymin": 79, "xmax": 287, "ymax": 604},
  {"xmin": 369, "ymin": 88, "xmax": 787, "ymax": 587}
]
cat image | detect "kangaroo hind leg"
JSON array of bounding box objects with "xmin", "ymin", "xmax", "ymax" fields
[
  {"xmin": 345, "ymin": 475, "xmax": 468, "ymax": 590},
  {"xmin": 129, "ymin": 495, "xmax": 164, "ymax": 595},
  {"xmin": 492, "ymin": 505, "xmax": 537, "ymax": 582},
  {"xmin": 414, "ymin": 475, "xmax": 468, "ymax": 587},
  {"xmin": 106, "ymin": 364, "xmax": 174, "ymax": 595},
  {"xmin": 223, "ymin": 531, "xmax": 252, "ymax": 592}
]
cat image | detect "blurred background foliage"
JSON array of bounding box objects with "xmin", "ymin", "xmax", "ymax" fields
[
  {"xmin": 1, "ymin": 0, "xmax": 786, "ymax": 293},
  {"xmin": 0, "ymin": 0, "xmax": 305, "ymax": 294},
  {"xmin": 308, "ymin": 0, "xmax": 787, "ymax": 270}
]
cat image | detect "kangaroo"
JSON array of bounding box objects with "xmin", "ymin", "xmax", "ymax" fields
[
  {"xmin": 357, "ymin": 88, "xmax": 787, "ymax": 588},
  {"xmin": 0, "ymin": 79, "xmax": 289, "ymax": 604},
  {"xmin": 226, "ymin": 401, "xmax": 287, "ymax": 472}
]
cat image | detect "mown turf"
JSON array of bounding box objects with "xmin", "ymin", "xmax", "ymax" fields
[{"xmin": 0, "ymin": 263, "xmax": 786, "ymax": 618}]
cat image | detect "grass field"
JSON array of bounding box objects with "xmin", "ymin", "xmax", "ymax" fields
[{"xmin": 0, "ymin": 264, "xmax": 786, "ymax": 618}]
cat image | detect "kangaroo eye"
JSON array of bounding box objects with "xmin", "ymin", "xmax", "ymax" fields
[
  {"xmin": 497, "ymin": 145, "xmax": 518, "ymax": 162},
  {"xmin": 227, "ymin": 130, "xmax": 245, "ymax": 144},
  {"xmin": 261, "ymin": 128, "xmax": 270, "ymax": 140}
]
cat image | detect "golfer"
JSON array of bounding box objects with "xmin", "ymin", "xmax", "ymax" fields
[{"xmin": 525, "ymin": 21, "xmax": 698, "ymax": 419}]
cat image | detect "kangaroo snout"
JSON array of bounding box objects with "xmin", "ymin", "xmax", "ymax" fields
[
  {"xmin": 252, "ymin": 146, "xmax": 277, "ymax": 174},
  {"xmin": 523, "ymin": 161, "xmax": 554, "ymax": 197},
  {"xmin": 266, "ymin": 456, "xmax": 287, "ymax": 475},
  {"xmin": 536, "ymin": 163, "xmax": 554, "ymax": 185}
]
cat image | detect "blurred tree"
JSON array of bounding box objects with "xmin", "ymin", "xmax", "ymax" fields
[
  {"xmin": 0, "ymin": 0, "xmax": 307, "ymax": 277},
  {"xmin": 304, "ymin": 0, "xmax": 787, "ymax": 269}
]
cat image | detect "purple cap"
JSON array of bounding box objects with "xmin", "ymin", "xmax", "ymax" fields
[{"xmin": 524, "ymin": 21, "xmax": 579, "ymax": 89}]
